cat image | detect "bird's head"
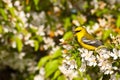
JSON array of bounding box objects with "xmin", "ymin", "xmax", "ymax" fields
[{"xmin": 74, "ymin": 27, "xmax": 86, "ymax": 36}]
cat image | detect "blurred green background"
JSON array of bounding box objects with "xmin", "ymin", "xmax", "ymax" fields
[{"xmin": 0, "ymin": 0, "xmax": 120, "ymax": 80}]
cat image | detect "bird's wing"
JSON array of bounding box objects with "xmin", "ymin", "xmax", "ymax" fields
[{"xmin": 81, "ymin": 36, "xmax": 103, "ymax": 47}]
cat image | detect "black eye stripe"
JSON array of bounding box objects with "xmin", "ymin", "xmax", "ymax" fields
[{"xmin": 75, "ymin": 30, "xmax": 81, "ymax": 33}]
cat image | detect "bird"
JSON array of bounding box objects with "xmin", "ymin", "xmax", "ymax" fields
[{"xmin": 74, "ymin": 26, "xmax": 103, "ymax": 50}]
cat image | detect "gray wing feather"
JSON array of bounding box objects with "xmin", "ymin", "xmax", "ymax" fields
[{"xmin": 82, "ymin": 37, "xmax": 102, "ymax": 47}]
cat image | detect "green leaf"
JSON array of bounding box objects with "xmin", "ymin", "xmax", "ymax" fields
[
  {"xmin": 63, "ymin": 18, "xmax": 72, "ymax": 30},
  {"xmin": 34, "ymin": 40, "xmax": 39, "ymax": 51},
  {"xmin": 52, "ymin": 70, "xmax": 61, "ymax": 80},
  {"xmin": 0, "ymin": 8, "xmax": 8, "ymax": 20},
  {"xmin": 57, "ymin": 75, "xmax": 66, "ymax": 80},
  {"xmin": 33, "ymin": 0, "xmax": 39, "ymax": 10},
  {"xmin": 63, "ymin": 31, "xmax": 73, "ymax": 40},
  {"xmin": 102, "ymin": 29, "xmax": 112, "ymax": 41},
  {"xmin": 25, "ymin": 5, "xmax": 31, "ymax": 12},
  {"xmin": 29, "ymin": 27, "xmax": 37, "ymax": 33},
  {"xmin": 0, "ymin": 25, "xmax": 3, "ymax": 33},
  {"xmin": 75, "ymin": 57, "xmax": 81, "ymax": 68},
  {"xmin": 8, "ymin": 7, "xmax": 15, "ymax": 17},
  {"xmin": 33, "ymin": 0, "xmax": 39, "ymax": 6},
  {"xmin": 37, "ymin": 35, "xmax": 43, "ymax": 43},
  {"xmin": 71, "ymin": 15, "xmax": 77, "ymax": 20},
  {"xmin": 116, "ymin": 15, "xmax": 120, "ymax": 28},
  {"xmin": 25, "ymin": 74, "xmax": 34, "ymax": 80},
  {"xmin": 16, "ymin": 23, "xmax": 22, "ymax": 32},
  {"xmin": 96, "ymin": 8, "xmax": 109, "ymax": 17},
  {"xmin": 116, "ymin": 72, "xmax": 120, "ymax": 80},
  {"xmin": 88, "ymin": 21, "xmax": 95, "ymax": 26},
  {"xmin": 45, "ymin": 60, "xmax": 59, "ymax": 78},
  {"xmin": 37, "ymin": 56, "xmax": 50, "ymax": 68},
  {"xmin": 16, "ymin": 37, "xmax": 23, "ymax": 52},
  {"xmin": 83, "ymin": 2, "xmax": 89, "ymax": 9},
  {"xmin": 86, "ymin": 74, "xmax": 91, "ymax": 80},
  {"xmin": 77, "ymin": 15, "xmax": 86, "ymax": 25},
  {"xmin": 73, "ymin": 77, "xmax": 83, "ymax": 80},
  {"xmin": 51, "ymin": 48, "xmax": 62, "ymax": 59}
]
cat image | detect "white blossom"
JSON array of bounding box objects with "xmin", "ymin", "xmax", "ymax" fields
[
  {"xmin": 98, "ymin": 18, "xmax": 107, "ymax": 27},
  {"xmin": 36, "ymin": 25, "xmax": 45, "ymax": 36},
  {"xmin": 59, "ymin": 59, "xmax": 78, "ymax": 80},
  {"xmin": 79, "ymin": 61, "xmax": 86, "ymax": 72},
  {"xmin": 34, "ymin": 74, "xmax": 44, "ymax": 80},
  {"xmin": 86, "ymin": 23, "xmax": 100, "ymax": 34},
  {"xmin": 43, "ymin": 37, "xmax": 55, "ymax": 50},
  {"xmin": 25, "ymin": 40, "xmax": 35, "ymax": 47},
  {"xmin": 14, "ymin": 0, "xmax": 20, "ymax": 7},
  {"xmin": 110, "ymin": 48, "xmax": 120, "ymax": 60},
  {"xmin": 11, "ymin": 41, "xmax": 16, "ymax": 48},
  {"xmin": 18, "ymin": 52, "xmax": 25, "ymax": 59}
]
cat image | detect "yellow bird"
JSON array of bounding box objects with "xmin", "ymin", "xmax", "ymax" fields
[{"xmin": 74, "ymin": 27, "xmax": 102, "ymax": 50}]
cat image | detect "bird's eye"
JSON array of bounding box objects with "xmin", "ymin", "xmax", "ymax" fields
[{"xmin": 75, "ymin": 30, "xmax": 81, "ymax": 33}]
